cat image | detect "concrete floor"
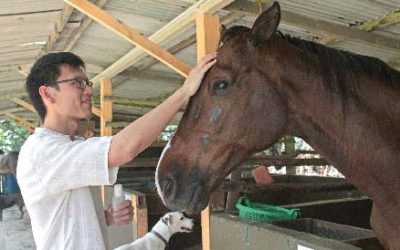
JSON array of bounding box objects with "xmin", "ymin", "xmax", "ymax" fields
[{"xmin": 0, "ymin": 205, "xmax": 35, "ymax": 250}]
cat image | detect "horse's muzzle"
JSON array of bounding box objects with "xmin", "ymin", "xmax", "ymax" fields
[{"xmin": 158, "ymin": 164, "xmax": 210, "ymax": 214}]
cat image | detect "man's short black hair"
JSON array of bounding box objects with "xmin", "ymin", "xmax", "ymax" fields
[{"xmin": 26, "ymin": 52, "xmax": 86, "ymax": 120}]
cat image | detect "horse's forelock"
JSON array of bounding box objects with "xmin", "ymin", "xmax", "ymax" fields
[{"xmin": 220, "ymin": 26, "xmax": 250, "ymax": 46}]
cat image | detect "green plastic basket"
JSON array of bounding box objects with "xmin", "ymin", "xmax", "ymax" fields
[{"xmin": 235, "ymin": 196, "xmax": 300, "ymax": 223}]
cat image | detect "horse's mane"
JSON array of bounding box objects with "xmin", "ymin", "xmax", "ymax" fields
[
  {"xmin": 221, "ymin": 26, "xmax": 400, "ymax": 99},
  {"xmin": 280, "ymin": 34, "xmax": 400, "ymax": 95}
]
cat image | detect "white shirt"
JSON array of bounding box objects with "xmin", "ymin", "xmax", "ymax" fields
[{"xmin": 17, "ymin": 128, "xmax": 119, "ymax": 250}]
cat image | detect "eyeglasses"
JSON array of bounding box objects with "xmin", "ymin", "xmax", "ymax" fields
[{"xmin": 48, "ymin": 77, "xmax": 93, "ymax": 89}]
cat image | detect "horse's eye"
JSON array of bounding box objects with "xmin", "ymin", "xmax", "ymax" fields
[{"xmin": 212, "ymin": 80, "xmax": 229, "ymax": 95}]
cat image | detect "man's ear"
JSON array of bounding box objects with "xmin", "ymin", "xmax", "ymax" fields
[{"xmin": 38, "ymin": 86, "xmax": 55, "ymax": 104}]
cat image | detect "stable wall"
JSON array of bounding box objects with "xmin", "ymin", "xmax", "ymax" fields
[{"xmin": 210, "ymin": 213, "xmax": 367, "ymax": 250}]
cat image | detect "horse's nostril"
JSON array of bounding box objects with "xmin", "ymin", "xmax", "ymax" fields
[{"xmin": 162, "ymin": 175, "xmax": 177, "ymax": 200}]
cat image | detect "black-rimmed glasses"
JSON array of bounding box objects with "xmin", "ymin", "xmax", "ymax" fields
[{"xmin": 48, "ymin": 77, "xmax": 93, "ymax": 89}]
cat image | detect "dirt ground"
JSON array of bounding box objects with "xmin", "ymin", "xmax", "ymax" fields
[{"xmin": 0, "ymin": 205, "xmax": 35, "ymax": 250}]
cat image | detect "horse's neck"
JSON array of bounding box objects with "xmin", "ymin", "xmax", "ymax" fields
[{"xmin": 290, "ymin": 80, "xmax": 400, "ymax": 206}]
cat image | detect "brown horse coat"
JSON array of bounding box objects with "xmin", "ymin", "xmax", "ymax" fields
[{"xmin": 156, "ymin": 2, "xmax": 400, "ymax": 249}]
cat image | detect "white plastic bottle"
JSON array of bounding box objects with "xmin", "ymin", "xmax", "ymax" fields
[{"xmin": 112, "ymin": 184, "xmax": 125, "ymax": 210}]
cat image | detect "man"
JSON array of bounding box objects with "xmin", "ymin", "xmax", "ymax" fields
[{"xmin": 17, "ymin": 51, "xmax": 217, "ymax": 249}]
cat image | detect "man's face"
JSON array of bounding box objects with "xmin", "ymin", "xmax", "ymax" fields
[{"xmin": 50, "ymin": 64, "xmax": 93, "ymax": 120}]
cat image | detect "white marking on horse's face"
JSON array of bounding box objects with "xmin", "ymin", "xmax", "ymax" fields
[
  {"xmin": 200, "ymin": 134, "xmax": 211, "ymax": 146},
  {"xmin": 210, "ymin": 107, "xmax": 222, "ymax": 123},
  {"xmin": 155, "ymin": 139, "xmax": 172, "ymax": 206}
]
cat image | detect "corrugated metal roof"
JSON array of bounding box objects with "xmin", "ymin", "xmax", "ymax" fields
[{"xmin": 1, "ymin": 0, "xmax": 399, "ymax": 129}]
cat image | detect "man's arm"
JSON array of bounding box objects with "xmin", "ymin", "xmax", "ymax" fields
[{"xmin": 108, "ymin": 52, "xmax": 217, "ymax": 167}]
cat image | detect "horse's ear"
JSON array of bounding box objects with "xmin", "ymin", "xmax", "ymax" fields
[
  {"xmin": 220, "ymin": 25, "xmax": 227, "ymax": 33},
  {"xmin": 250, "ymin": 2, "xmax": 281, "ymax": 47},
  {"xmin": 220, "ymin": 25, "xmax": 227, "ymax": 43}
]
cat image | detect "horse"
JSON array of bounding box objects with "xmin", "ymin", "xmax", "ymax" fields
[
  {"xmin": 0, "ymin": 152, "xmax": 19, "ymax": 177},
  {"xmin": 155, "ymin": 2, "xmax": 400, "ymax": 249}
]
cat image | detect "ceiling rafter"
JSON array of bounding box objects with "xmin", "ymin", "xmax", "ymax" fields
[
  {"xmin": 355, "ymin": 10, "xmax": 400, "ymax": 32},
  {"xmin": 132, "ymin": 10, "xmax": 242, "ymax": 74},
  {"xmin": 37, "ymin": 0, "xmax": 110, "ymax": 56},
  {"xmin": 227, "ymin": 0, "xmax": 400, "ymax": 51},
  {"xmin": 10, "ymin": 98, "xmax": 36, "ymax": 113},
  {"xmin": 4, "ymin": 113, "xmax": 36, "ymax": 132},
  {"xmin": 84, "ymin": 0, "xmax": 235, "ymax": 85},
  {"xmin": 65, "ymin": 0, "xmax": 192, "ymax": 80},
  {"xmin": 9, "ymin": 93, "xmax": 103, "ymax": 118},
  {"xmin": 62, "ymin": 0, "xmax": 110, "ymax": 52},
  {"xmin": 96, "ymin": 11, "xmax": 243, "ymax": 95},
  {"xmin": 0, "ymin": 92, "xmax": 28, "ymax": 101},
  {"xmin": 0, "ymin": 64, "xmax": 30, "ymax": 73},
  {"xmin": 38, "ymin": 3, "xmax": 74, "ymax": 57},
  {"xmin": 0, "ymin": 107, "xmax": 26, "ymax": 115},
  {"xmin": 314, "ymin": 35, "xmax": 344, "ymax": 46}
]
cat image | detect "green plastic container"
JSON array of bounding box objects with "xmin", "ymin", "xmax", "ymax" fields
[{"xmin": 236, "ymin": 196, "xmax": 300, "ymax": 223}]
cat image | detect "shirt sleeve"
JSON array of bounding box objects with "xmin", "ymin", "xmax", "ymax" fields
[{"xmin": 21, "ymin": 135, "xmax": 119, "ymax": 197}]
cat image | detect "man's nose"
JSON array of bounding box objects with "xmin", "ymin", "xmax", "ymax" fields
[{"xmin": 83, "ymin": 85, "xmax": 93, "ymax": 95}]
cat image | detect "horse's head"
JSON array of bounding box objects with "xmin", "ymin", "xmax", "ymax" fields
[{"xmin": 156, "ymin": 2, "xmax": 288, "ymax": 214}]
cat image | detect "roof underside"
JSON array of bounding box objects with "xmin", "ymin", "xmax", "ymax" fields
[{"xmin": 1, "ymin": 0, "xmax": 400, "ymax": 131}]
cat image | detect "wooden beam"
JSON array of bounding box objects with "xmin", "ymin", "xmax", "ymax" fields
[
  {"xmin": 93, "ymin": 95, "xmax": 187, "ymax": 111},
  {"xmin": 103, "ymin": 10, "xmax": 243, "ymax": 93},
  {"xmin": 89, "ymin": 0, "xmax": 235, "ymax": 84},
  {"xmin": 38, "ymin": 4, "xmax": 74, "ymax": 56},
  {"xmin": 197, "ymin": 14, "xmax": 220, "ymax": 57},
  {"xmin": 86, "ymin": 63, "xmax": 105, "ymax": 74},
  {"xmin": 105, "ymin": 121, "xmax": 129, "ymax": 128},
  {"xmin": 65, "ymin": 0, "xmax": 192, "ymax": 79},
  {"xmin": 196, "ymin": 12, "xmax": 220, "ymax": 250},
  {"xmin": 62, "ymin": 0, "xmax": 110, "ymax": 52},
  {"xmin": 100, "ymin": 79, "xmax": 112, "ymax": 136},
  {"xmin": 0, "ymin": 64, "xmax": 31, "ymax": 73},
  {"xmin": 314, "ymin": 35, "xmax": 343, "ymax": 46},
  {"xmin": 17, "ymin": 64, "xmax": 32, "ymax": 77},
  {"xmin": 131, "ymin": 191, "xmax": 148, "ymax": 238},
  {"xmin": 244, "ymin": 156, "xmax": 328, "ymax": 167},
  {"xmin": 5, "ymin": 113, "xmax": 35, "ymax": 132},
  {"xmin": 388, "ymin": 58, "xmax": 400, "ymax": 70},
  {"xmin": 0, "ymin": 107, "xmax": 25, "ymax": 115},
  {"xmin": 122, "ymin": 155, "xmax": 329, "ymax": 168},
  {"xmin": 100, "ymin": 78, "xmax": 112, "ymax": 204},
  {"xmin": 227, "ymin": 0, "xmax": 400, "ymax": 50},
  {"xmin": 98, "ymin": 75, "xmax": 129, "ymax": 92},
  {"xmin": 137, "ymin": 36, "xmax": 197, "ymax": 73},
  {"xmin": 225, "ymin": 169, "xmax": 241, "ymax": 211},
  {"xmin": 355, "ymin": 10, "xmax": 400, "ymax": 32},
  {"xmin": 104, "ymin": 96, "xmax": 159, "ymax": 109},
  {"xmin": 92, "ymin": 106, "xmax": 101, "ymax": 117},
  {"xmin": 100, "ymin": 37, "xmax": 195, "ymax": 92},
  {"xmin": 115, "ymin": 11, "xmax": 240, "ymax": 87},
  {"xmin": 0, "ymin": 92, "xmax": 27, "ymax": 101},
  {"xmin": 10, "ymin": 98, "xmax": 37, "ymax": 113},
  {"xmin": 121, "ymin": 70, "xmax": 183, "ymax": 84},
  {"xmin": 283, "ymin": 136, "xmax": 296, "ymax": 174}
]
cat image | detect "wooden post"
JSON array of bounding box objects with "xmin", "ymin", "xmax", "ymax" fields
[
  {"xmin": 131, "ymin": 191, "xmax": 148, "ymax": 238},
  {"xmin": 100, "ymin": 78, "xmax": 113, "ymax": 137},
  {"xmin": 284, "ymin": 136, "xmax": 296, "ymax": 175},
  {"xmin": 226, "ymin": 168, "xmax": 242, "ymax": 211},
  {"xmin": 100, "ymin": 78, "xmax": 112, "ymax": 203},
  {"xmin": 196, "ymin": 12, "xmax": 220, "ymax": 250}
]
